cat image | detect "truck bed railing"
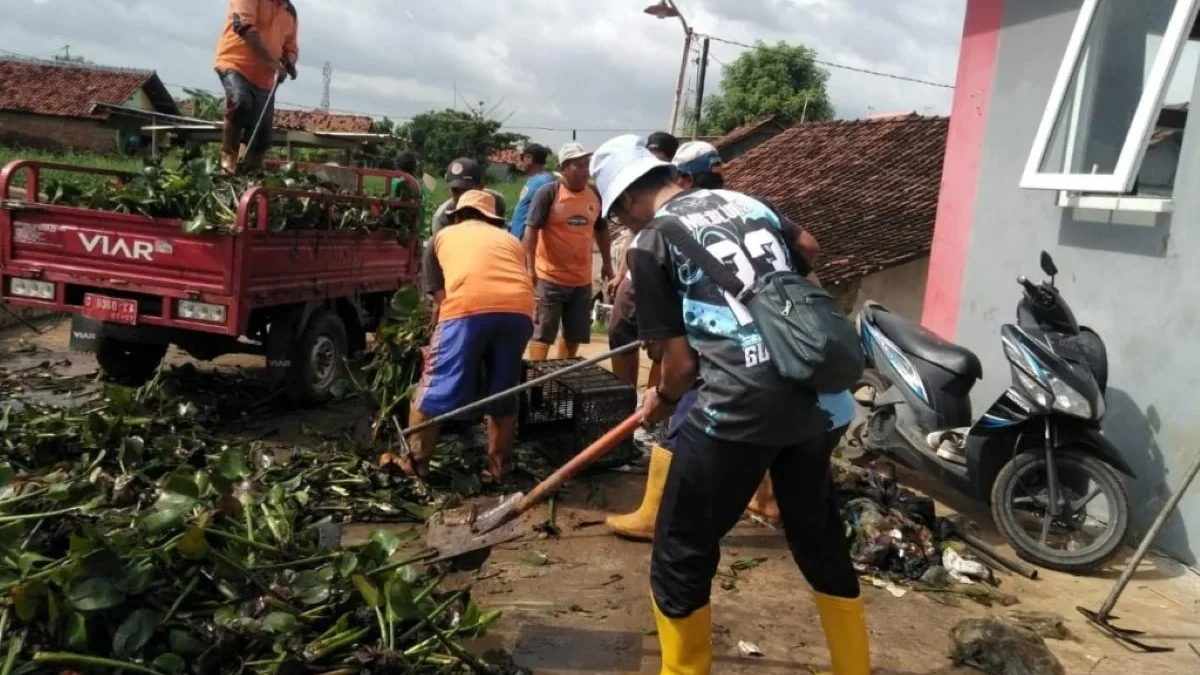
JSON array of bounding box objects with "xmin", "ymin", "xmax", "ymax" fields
[
  {"xmin": 0, "ymin": 160, "xmax": 136, "ymax": 204},
  {"xmin": 0, "ymin": 159, "xmax": 422, "ymax": 237}
]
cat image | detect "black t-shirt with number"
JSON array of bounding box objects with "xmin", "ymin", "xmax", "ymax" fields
[{"xmin": 629, "ymin": 188, "xmax": 824, "ymax": 447}]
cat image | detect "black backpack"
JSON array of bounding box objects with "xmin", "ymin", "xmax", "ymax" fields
[{"xmin": 656, "ymin": 220, "xmax": 863, "ymax": 392}]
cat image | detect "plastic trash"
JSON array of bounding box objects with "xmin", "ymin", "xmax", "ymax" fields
[
  {"xmin": 949, "ymin": 617, "xmax": 1065, "ymax": 675},
  {"xmin": 943, "ymin": 548, "xmax": 989, "ymax": 584}
]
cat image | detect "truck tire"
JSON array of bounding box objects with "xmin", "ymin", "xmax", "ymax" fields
[
  {"xmin": 95, "ymin": 338, "xmax": 167, "ymax": 385},
  {"xmin": 287, "ymin": 309, "xmax": 349, "ymax": 405}
]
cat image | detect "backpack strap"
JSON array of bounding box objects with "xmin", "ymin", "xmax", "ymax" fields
[{"xmin": 655, "ymin": 220, "xmax": 748, "ymax": 299}]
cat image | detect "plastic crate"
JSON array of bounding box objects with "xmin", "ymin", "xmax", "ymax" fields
[{"xmin": 517, "ymin": 358, "xmax": 639, "ymax": 470}]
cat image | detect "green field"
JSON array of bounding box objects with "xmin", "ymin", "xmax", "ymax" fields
[{"xmin": 0, "ymin": 147, "xmax": 525, "ymax": 210}]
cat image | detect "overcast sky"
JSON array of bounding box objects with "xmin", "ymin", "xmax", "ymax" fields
[{"xmin": 2, "ymin": 0, "xmax": 966, "ymax": 150}]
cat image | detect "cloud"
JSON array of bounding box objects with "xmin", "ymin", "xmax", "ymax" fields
[{"xmin": 0, "ymin": 0, "xmax": 965, "ymax": 151}]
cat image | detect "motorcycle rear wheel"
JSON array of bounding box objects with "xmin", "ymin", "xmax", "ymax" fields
[{"xmin": 991, "ymin": 448, "xmax": 1130, "ymax": 574}]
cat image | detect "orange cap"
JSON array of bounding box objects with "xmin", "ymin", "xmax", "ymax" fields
[{"xmin": 448, "ymin": 190, "xmax": 505, "ymax": 224}]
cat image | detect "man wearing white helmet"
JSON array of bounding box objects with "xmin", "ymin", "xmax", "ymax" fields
[
  {"xmin": 606, "ymin": 139, "xmax": 829, "ymax": 538},
  {"xmin": 590, "ymin": 134, "xmax": 869, "ymax": 675}
]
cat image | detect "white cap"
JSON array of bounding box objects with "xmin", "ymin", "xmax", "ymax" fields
[
  {"xmin": 558, "ymin": 142, "xmax": 592, "ymax": 164},
  {"xmin": 589, "ymin": 134, "xmax": 671, "ymax": 217},
  {"xmin": 672, "ymin": 140, "xmax": 722, "ymax": 175}
]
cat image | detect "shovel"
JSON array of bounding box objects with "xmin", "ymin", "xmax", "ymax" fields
[
  {"xmin": 424, "ymin": 409, "xmax": 645, "ymax": 563},
  {"xmin": 237, "ymin": 77, "xmax": 282, "ymax": 172}
]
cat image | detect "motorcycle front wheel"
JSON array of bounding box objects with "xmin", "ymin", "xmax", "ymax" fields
[{"xmin": 991, "ymin": 448, "xmax": 1130, "ymax": 574}]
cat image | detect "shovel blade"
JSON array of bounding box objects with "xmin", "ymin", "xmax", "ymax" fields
[{"xmin": 425, "ymin": 493, "xmax": 531, "ymax": 563}]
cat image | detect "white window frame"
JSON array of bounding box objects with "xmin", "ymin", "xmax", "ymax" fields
[{"xmin": 1020, "ymin": 0, "xmax": 1200, "ymax": 195}]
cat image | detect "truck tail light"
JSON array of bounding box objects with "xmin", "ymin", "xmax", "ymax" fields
[
  {"xmin": 9, "ymin": 277, "xmax": 55, "ymax": 300},
  {"xmin": 177, "ymin": 300, "xmax": 227, "ymax": 324}
]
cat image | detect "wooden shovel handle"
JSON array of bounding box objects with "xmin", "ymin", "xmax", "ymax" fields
[{"xmin": 515, "ymin": 410, "xmax": 646, "ymax": 514}]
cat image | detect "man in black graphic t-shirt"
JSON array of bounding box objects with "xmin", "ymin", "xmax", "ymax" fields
[{"xmin": 589, "ymin": 134, "xmax": 870, "ymax": 675}]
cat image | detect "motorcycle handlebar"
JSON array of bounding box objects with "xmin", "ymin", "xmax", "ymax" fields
[{"xmin": 1017, "ymin": 276, "xmax": 1039, "ymax": 295}]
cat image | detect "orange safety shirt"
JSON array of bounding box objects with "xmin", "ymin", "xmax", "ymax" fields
[
  {"xmin": 527, "ymin": 182, "xmax": 604, "ymax": 288},
  {"xmin": 423, "ymin": 221, "xmax": 535, "ymax": 323},
  {"xmin": 214, "ymin": 0, "xmax": 299, "ymax": 91}
]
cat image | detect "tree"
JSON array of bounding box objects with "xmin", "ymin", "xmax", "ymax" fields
[
  {"xmin": 178, "ymin": 88, "xmax": 223, "ymax": 121},
  {"xmin": 694, "ymin": 41, "xmax": 833, "ymax": 135},
  {"xmin": 399, "ymin": 108, "xmax": 527, "ymax": 173}
]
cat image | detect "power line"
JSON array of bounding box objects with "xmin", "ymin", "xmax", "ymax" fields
[{"xmin": 702, "ymin": 34, "xmax": 956, "ymax": 89}]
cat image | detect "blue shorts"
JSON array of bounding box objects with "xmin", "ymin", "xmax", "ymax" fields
[{"xmin": 414, "ymin": 312, "xmax": 534, "ymax": 418}]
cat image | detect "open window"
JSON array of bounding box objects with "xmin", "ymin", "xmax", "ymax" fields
[{"xmin": 1021, "ymin": 0, "xmax": 1200, "ymax": 210}]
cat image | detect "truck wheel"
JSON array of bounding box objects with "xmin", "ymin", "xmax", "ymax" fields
[
  {"xmin": 287, "ymin": 309, "xmax": 349, "ymax": 405},
  {"xmin": 95, "ymin": 338, "xmax": 167, "ymax": 385}
]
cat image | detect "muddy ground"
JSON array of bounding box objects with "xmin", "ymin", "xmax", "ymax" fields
[{"xmin": 5, "ymin": 320, "xmax": 1200, "ymax": 674}]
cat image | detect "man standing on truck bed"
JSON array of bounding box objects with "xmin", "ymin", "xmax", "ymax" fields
[
  {"xmin": 523, "ymin": 143, "xmax": 614, "ymax": 361},
  {"xmin": 214, "ymin": 0, "xmax": 299, "ymax": 173}
]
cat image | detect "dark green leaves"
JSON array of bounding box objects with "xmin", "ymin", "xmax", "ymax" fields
[
  {"xmin": 66, "ymin": 576, "xmax": 126, "ymax": 611},
  {"xmin": 112, "ymin": 608, "xmax": 158, "ymax": 658},
  {"xmin": 141, "ymin": 472, "xmax": 200, "ymax": 535}
]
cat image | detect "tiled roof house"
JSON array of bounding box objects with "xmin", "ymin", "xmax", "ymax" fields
[
  {"xmin": 722, "ymin": 114, "xmax": 949, "ymax": 317},
  {"xmin": 0, "ymin": 57, "xmax": 179, "ymax": 153},
  {"xmin": 711, "ymin": 116, "xmax": 787, "ymax": 161}
]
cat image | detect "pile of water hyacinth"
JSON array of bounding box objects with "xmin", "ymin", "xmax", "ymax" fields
[
  {"xmin": 39, "ymin": 159, "xmax": 420, "ymax": 238},
  {"xmin": 0, "ymin": 367, "xmax": 524, "ymax": 674}
]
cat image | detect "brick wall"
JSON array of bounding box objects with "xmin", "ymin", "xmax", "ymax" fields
[{"xmin": 0, "ymin": 111, "xmax": 118, "ymax": 153}]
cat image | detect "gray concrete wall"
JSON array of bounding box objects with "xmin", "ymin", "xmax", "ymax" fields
[
  {"xmin": 852, "ymin": 258, "xmax": 930, "ymax": 322},
  {"xmin": 961, "ymin": 0, "xmax": 1200, "ymax": 563}
]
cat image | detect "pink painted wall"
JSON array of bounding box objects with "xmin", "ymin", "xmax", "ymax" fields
[{"xmin": 920, "ymin": 0, "xmax": 1006, "ymax": 338}]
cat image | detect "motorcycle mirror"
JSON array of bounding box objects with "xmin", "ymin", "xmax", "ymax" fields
[{"xmin": 1040, "ymin": 251, "xmax": 1058, "ymax": 277}]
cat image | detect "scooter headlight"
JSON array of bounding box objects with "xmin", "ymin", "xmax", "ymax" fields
[
  {"xmin": 1014, "ymin": 368, "xmax": 1052, "ymax": 410},
  {"xmin": 1046, "ymin": 373, "xmax": 1092, "ymax": 419}
]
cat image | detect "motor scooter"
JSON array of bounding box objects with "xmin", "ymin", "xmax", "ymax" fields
[{"xmin": 856, "ymin": 252, "xmax": 1132, "ymax": 573}]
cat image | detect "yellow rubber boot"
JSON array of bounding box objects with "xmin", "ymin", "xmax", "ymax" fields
[
  {"xmin": 527, "ymin": 341, "xmax": 551, "ymax": 361},
  {"xmin": 606, "ymin": 445, "xmax": 671, "ymax": 540},
  {"xmin": 652, "ymin": 600, "xmax": 712, "ymax": 675},
  {"xmin": 813, "ymin": 592, "xmax": 871, "ymax": 675}
]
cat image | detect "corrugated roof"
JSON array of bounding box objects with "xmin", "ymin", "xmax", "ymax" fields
[
  {"xmin": 0, "ymin": 56, "xmax": 178, "ymax": 119},
  {"xmin": 723, "ymin": 114, "xmax": 949, "ymax": 286}
]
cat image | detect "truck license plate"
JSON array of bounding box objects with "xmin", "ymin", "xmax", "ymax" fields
[{"xmin": 82, "ymin": 293, "xmax": 138, "ymax": 326}]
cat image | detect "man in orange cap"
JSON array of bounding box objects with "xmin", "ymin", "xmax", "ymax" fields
[
  {"xmin": 213, "ymin": 0, "xmax": 299, "ymax": 173},
  {"xmin": 392, "ymin": 190, "xmax": 534, "ymax": 484}
]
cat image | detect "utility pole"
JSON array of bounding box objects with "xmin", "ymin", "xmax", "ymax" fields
[
  {"xmin": 321, "ymin": 61, "xmax": 332, "ymax": 111},
  {"xmin": 692, "ymin": 37, "xmax": 710, "ymax": 138},
  {"xmin": 645, "ymin": 1, "xmax": 692, "ymax": 135},
  {"xmin": 668, "ymin": 27, "xmax": 693, "ymax": 135}
]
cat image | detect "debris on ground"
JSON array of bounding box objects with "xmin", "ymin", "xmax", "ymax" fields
[
  {"xmin": 944, "ymin": 548, "xmax": 991, "ymax": 585},
  {"xmin": 837, "ymin": 463, "xmax": 994, "ymax": 586},
  {"xmin": 737, "ymin": 640, "xmax": 764, "ymax": 657},
  {"xmin": 1001, "ymin": 611, "xmax": 1072, "ymax": 641},
  {"xmin": 949, "ymin": 617, "xmax": 1066, "ymax": 675},
  {"xmin": 0, "ymin": 354, "xmax": 515, "ymax": 672}
]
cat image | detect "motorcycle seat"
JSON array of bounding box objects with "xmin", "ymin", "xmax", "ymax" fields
[{"xmin": 866, "ymin": 306, "xmax": 983, "ymax": 379}]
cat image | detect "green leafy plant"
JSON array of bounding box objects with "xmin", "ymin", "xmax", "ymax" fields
[
  {"xmin": 0, "ymin": 370, "xmax": 520, "ymax": 674},
  {"xmin": 41, "ymin": 160, "xmax": 421, "ymax": 240}
]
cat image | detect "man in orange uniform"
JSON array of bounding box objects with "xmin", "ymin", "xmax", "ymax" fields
[
  {"xmin": 523, "ymin": 143, "xmax": 614, "ymax": 360},
  {"xmin": 403, "ymin": 191, "xmax": 535, "ymax": 483},
  {"xmin": 213, "ymin": 0, "xmax": 299, "ymax": 173}
]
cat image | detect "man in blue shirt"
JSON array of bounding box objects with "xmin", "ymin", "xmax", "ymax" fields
[{"xmin": 509, "ymin": 143, "xmax": 553, "ymax": 240}]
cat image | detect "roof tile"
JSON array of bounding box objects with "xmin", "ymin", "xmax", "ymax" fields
[
  {"xmin": 272, "ymin": 109, "xmax": 373, "ymax": 133},
  {"xmin": 0, "ymin": 57, "xmax": 172, "ymax": 120},
  {"xmin": 712, "ymin": 116, "xmax": 782, "ymax": 151},
  {"xmin": 723, "ymin": 114, "xmax": 948, "ymax": 285}
]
